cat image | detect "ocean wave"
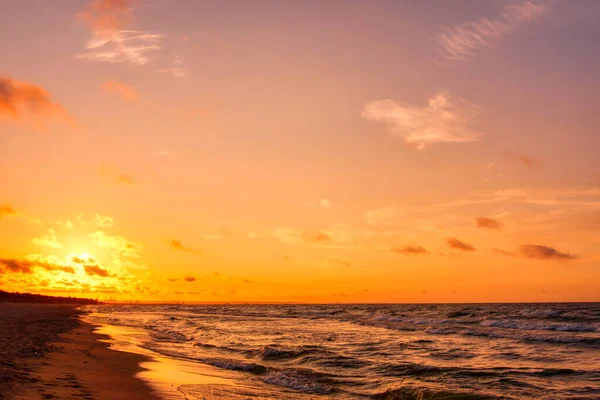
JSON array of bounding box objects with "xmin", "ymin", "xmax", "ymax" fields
[
  {"xmin": 481, "ymin": 318, "xmax": 599, "ymax": 333},
  {"xmin": 371, "ymin": 386, "xmax": 500, "ymax": 399},
  {"xmin": 204, "ymin": 358, "xmax": 268, "ymax": 374},
  {"xmin": 263, "ymin": 369, "xmax": 335, "ymax": 394}
]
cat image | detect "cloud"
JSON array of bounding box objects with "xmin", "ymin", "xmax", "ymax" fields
[
  {"xmin": 437, "ymin": 1, "xmax": 549, "ymax": 62},
  {"xmin": 446, "ymin": 237, "xmax": 476, "ymax": 252},
  {"xmin": 94, "ymin": 213, "xmax": 114, "ymax": 227},
  {"xmin": 158, "ymin": 56, "xmax": 189, "ymax": 78},
  {"xmin": 519, "ymin": 244, "xmax": 579, "ymax": 261},
  {"xmin": 306, "ymin": 199, "xmax": 332, "ymax": 208},
  {"xmin": 247, "ymin": 232, "xmax": 260, "ymax": 239},
  {"xmin": 0, "ymin": 205, "xmax": 17, "ymax": 218},
  {"xmin": 78, "ymin": 0, "xmax": 133, "ymax": 35},
  {"xmin": 183, "ymin": 274, "xmax": 196, "ymax": 282},
  {"xmin": 90, "ymin": 231, "xmax": 141, "ymax": 257},
  {"xmin": 476, "ymin": 217, "xmax": 504, "ymax": 230},
  {"xmin": 99, "ymin": 164, "xmax": 136, "ymax": 185},
  {"xmin": 362, "ymin": 93, "xmax": 481, "ymax": 149},
  {"xmin": 502, "ymin": 152, "xmax": 541, "ymax": 170},
  {"xmin": 102, "ymin": 80, "xmax": 137, "ymax": 101},
  {"xmin": 71, "ymin": 255, "xmax": 96, "ymax": 264},
  {"xmin": 78, "ymin": 31, "xmax": 162, "ymax": 65},
  {"xmin": 303, "ymin": 230, "xmax": 332, "ymax": 244},
  {"xmin": 364, "ymin": 207, "xmax": 402, "ymax": 225},
  {"xmin": 271, "ymin": 228, "xmax": 334, "ymax": 246},
  {"xmin": 32, "ymin": 229, "xmax": 63, "ymax": 249},
  {"xmin": 169, "ymin": 239, "xmax": 203, "ymax": 255},
  {"xmin": 56, "ymin": 220, "xmax": 74, "ymax": 229},
  {"xmin": 77, "ymin": 1, "xmax": 162, "ymax": 65},
  {"xmin": 491, "ymin": 248, "xmax": 516, "ymax": 257},
  {"xmin": 0, "ymin": 257, "xmax": 75, "ymax": 274},
  {"xmin": 84, "ymin": 264, "xmax": 111, "ymax": 277},
  {"xmin": 0, "ymin": 76, "xmax": 71, "ymax": 125},
  {"xmin": 392, "ymin": 245, "xmax": 429, "ymax": 255}
]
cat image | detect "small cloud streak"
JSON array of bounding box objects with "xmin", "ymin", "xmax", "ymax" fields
[
  {"xmin": 32, "ymin": 229, "xmax": 62, "ymax": 249},
  {"xmin": 183, "ymin": 274, "xmax": 196, "ymax": 282},
  {"xmin": 502, "ymin": 152, "xmax": 541, "ymax": 170},
  {"xmin": 476, "ymin": 217, "xmax": 504, "ymax": 230},
  {"xmin": 99, "ymin": 164, "xmax": 136, "ymax": 185},
  {"xmin": 272, "ymin": 228, "xmax": 333, "ymax": 246},
  {"xmin": 446, "ymin": 237, "xmax": 476, "ymax": 252},
  {"xmin": 169, "ymin": 239, "xmax": 203, "ymax": 255},
  {"xmin": 0, "ymin": 205, "xmax": 17, "ymax": 218},
  {"xmin": 392, "ymin": 245, "xmax": 429, "ymax": 255},
  {"xmin": 0, "ymin": 76, "xmax": 71, "ymax": 125},
  {"xmin": 102, "ymin": 80, "xmax": 137, "ymax": 101},
  {"xmin": 437, "ymin": 1, "xmax": 549, "ymax": 62},
  {"xmin": 519, "ymin": 244, "xmax": 579, "ymax": 261},
  {"xmin": 306, "ymin": 199, "xmax": 332, "ymax": 208},
  {"xmin": 362, "ymin": 93, "xmax": 480, "ymax": 149}
]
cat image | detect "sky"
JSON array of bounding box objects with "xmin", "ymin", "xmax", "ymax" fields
[{"xmin": 1, "ymin": 0, "xmax": 599, "ymax": 303}]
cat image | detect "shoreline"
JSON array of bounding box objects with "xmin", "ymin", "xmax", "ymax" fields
[{"xmin": 1, "ymin": 303, "xmax": 159, "ymax": 400}]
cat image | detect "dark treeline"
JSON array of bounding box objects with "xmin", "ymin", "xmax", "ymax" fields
[{"xmin": 0, "ymin": 290, "xmax": 98, "ymax": 304}]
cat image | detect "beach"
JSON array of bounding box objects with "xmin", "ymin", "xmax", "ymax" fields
[{"xmin": 0, "ymin": 303, "xmax": 157, "ymax": 400}]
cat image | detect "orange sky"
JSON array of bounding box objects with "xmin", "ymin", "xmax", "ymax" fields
[{"xmin": 1, "ymin": 0, "xmax": 599, "ymax": 302}]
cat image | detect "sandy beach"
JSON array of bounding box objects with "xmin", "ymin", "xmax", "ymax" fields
[{"xmin": 0, "ymin": 303, "xmax": 158, "ymax": 400}]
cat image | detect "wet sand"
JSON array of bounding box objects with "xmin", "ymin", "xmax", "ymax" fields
[{"xmin": 0, "ymin": 303, "xmax": 158, "ymax": 400}]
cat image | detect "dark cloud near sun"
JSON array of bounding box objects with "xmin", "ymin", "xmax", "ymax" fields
[
  {"xmin": 392, "ymin": 245, "xmax": 429, "ymax": 255},
  {"xmin": 183, "ymin": 274, "xmax": 196, "ymax": 282},
  {"xmin": 446, "ymin": 237, "xmax": 476, "ymax": 252},
  {"xmin": 476, "ymin": 217, "xmax": 504, "ymax": 230},
  {"xmin": 84, "ymin": 264, "xmax": 111, "ymax": 277},
  {"xmin": 0, "ymin": 258, "xmax": 75, "ymax": 274}
]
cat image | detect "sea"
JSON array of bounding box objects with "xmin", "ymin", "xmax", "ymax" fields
[{"xmin": 84, "ymin": 303, "xmax": 600, "ymax": 399}]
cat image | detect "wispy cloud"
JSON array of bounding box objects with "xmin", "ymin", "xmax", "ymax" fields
[
  {"xmin": 501, "ymin": 152, "xmax": 541, "ymax": 170},
  {"xmin": 32, "ymin": 229, "xmax": 62, "ymax": 249},
  {"xmin": 0, "ymin": 76, "xmax": 72, "ymax": 125},
  {"xmin": 99, "ymin": 164, "xmax": 136, "ymax": 185},
  {"xmin": 437, "ymin": 1, "xmax": 550, "ymax": 62},
  {"xmin": 77, "ymin": 1, "xmax": 162, "ymax": 65},
  {"xmin": 392, "ymin": 245, "xmax": 429, "ymax": 255},
  {"xmin": 362, "ymin": 92, "xmax": 481, "ymax": 149},
  {"xmin": 271, "ymin": 228, "xmax": 334, "ymax": 246},
  {"xmin": 169, "ymin": 239, "xmax": 203, "ymax": 255},
  {"xmin": 306, "ymin": 199, "xmax": 332, "ymax": 208},
  {"xmin": 476, "ymin": 216, "xmax": 504, "ymax": 230},
  {"xmin": 102, "ymin": 80, "xmax": 138, "ymax": 101},
  {"xmin": 158, "ymin": 56, "xmax": 189, "ymax": 78},
  {"xmin": 446, "ymin": 237, "xmax": 476, "ymax": 252},
  {"xmin": 90, "ymin": 230, "xmax": 141, "ymax": 258}
]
